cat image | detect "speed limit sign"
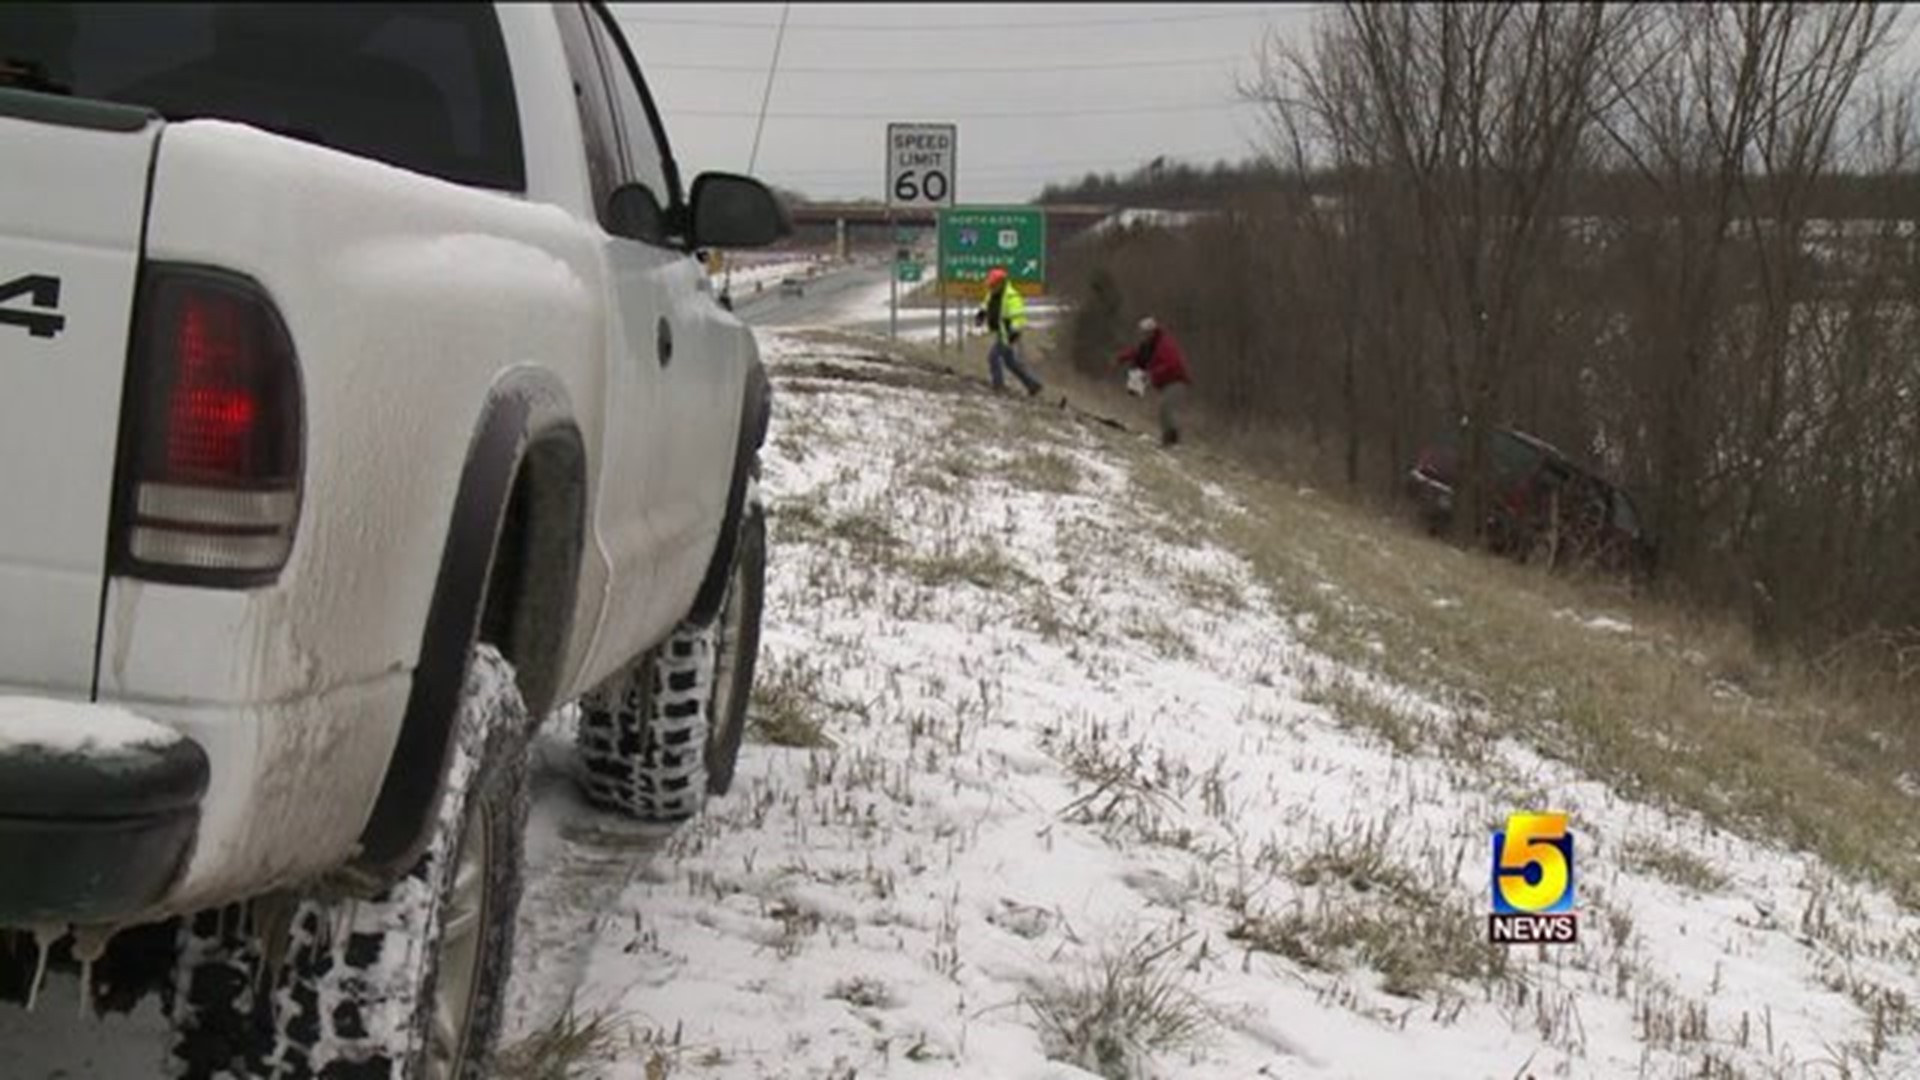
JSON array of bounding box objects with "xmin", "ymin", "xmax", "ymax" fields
[{"xmin": 887, "ymin": 122, "xmax": 957, "ymax": 208}]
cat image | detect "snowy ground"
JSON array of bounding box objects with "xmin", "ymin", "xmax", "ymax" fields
[
  {"xmin": 496, "ymin": 293, "xmax": 1920, "ymax": 1077},
  {"xmin": 8, "ymin": 268, "xmax": 1917, "ymax": 1080}
]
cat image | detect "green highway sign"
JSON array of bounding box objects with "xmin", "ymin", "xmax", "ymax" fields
[
  {"xmin": 898, "ymin": 261, "xmax": 923, "ymax": 283},
  {"xmin": 938, "ymin": 207, "xmax": 1046, "ymax": 292}
]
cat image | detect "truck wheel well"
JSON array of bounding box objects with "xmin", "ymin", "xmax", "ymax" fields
[
  {"xmin": 353, "ymin": 377, "xmax": 579, "ymax": 882},
  {"xmin": 480, "ymin": 431, "xmax": 585, "ymax": 718},
  {"xmin": 687, "ymin": 361, "xmax": 770, "ymax": 626}
]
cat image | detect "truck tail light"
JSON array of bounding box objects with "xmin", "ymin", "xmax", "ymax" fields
[{"xmin": 115, "ymin": 267, "xmax": 303, "ymax": 585}]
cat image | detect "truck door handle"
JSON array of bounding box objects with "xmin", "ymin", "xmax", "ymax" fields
[{"xmin": 656, "ymin": 317, "xmax": 673, "ymax": 367}]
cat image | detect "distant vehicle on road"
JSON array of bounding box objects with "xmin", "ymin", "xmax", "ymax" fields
[
  {"xmin": 1406, "ymin": 426, "xmax": 1656, "ymax": 578},
  {"xmin": 780, "ymin": 276, "xmax": 805, "ymax": 298}
]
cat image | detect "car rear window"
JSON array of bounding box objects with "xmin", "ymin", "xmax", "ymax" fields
[
  {"xmin": 0, "ymin": 2, "xmax": 525, "ymax": 191},
  {"xmin": 1426, "ymin": 429, "xmax": 1550, "ymax": 482},
  {"xmin": 1490, "ymin": 431, "xmax": 1550, "ymax": 479}
]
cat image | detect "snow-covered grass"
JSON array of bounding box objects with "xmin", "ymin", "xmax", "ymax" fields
[
  {"xmin": 8, "ymin": 263, "xmax": 1916, "ymax": 1080},
  {"xmin": 500, "ymin": 327, "xmax": 1920, "ymax": 1079}
]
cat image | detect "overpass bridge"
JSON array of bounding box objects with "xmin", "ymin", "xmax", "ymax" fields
[{"xmin": 784, "ymin": 202, "xmax": 1117, "ymax": 260}]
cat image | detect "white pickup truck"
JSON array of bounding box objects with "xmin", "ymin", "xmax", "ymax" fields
[{"xmin": 0, "ymin": 3, "xmax": 782, "ymax": 1075}]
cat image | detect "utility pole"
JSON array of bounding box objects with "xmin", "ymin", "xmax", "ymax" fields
[{"xmin": 937, "ymin": 209, "xmax": 947, "ymax": 350}]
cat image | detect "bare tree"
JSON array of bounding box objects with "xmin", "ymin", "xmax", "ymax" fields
[
  {"xmin": 1256, "ymin": 4, "xmax": 1637, "ymax": 537},
  {"xmin": 1063, "ymin": 0, "xmax": 1920, "ymax": 653},
  {"xmin": 1591, "ymin": 2, "xmax": 1894, "ymax": 628}
]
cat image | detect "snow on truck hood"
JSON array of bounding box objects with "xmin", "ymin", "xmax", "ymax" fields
[{"xmin": 0, "ymin": 699, "xmax": 182, "ymax": 756}]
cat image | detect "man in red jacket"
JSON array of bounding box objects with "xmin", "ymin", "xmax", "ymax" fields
[{"xmin": 1114, "ymin": 316, "xmax": 1192, "ymax": 446}]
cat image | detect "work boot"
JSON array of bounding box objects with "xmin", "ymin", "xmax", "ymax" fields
[{"xmin": 1162, "ymin": 429, "xmax": 1180, "ymax": 447}]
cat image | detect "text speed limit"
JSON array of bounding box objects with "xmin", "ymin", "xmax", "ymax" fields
[{"xmin": 887, "ymin": 122, "xmax": 957, "ymax": 208}]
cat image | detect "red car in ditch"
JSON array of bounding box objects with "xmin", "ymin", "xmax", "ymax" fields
[{"xmin": 1406, "ymin": 427, "xmax": 1657, "ymax": 579}]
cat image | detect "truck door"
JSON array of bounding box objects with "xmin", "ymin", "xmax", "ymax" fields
[
  {"xmin": 586, "ymin": 7, "xmax": 738, "ymax": 601},
  {"xmin": 555, "ymin": 4, "xmax": 680, "ymax": 669}
]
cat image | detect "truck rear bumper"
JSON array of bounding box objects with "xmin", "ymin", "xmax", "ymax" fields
[{"xmin": 0, "ymin": 700, "xmax": 208, "ymax": 925}]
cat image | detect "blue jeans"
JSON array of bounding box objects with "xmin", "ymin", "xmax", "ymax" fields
[{"xmin": 989, "ymin": 339, "xmax": 1042, "ymax": 394}]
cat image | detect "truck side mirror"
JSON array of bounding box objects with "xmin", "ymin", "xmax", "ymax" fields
[{"xmin": 688, "ymin": 172, "xmax": 791, "ymax": 249}]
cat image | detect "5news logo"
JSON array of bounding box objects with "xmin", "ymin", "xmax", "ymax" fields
[{"xmin": 1489, "ymin": 811, "xmax": 1578, "ymax": 944}]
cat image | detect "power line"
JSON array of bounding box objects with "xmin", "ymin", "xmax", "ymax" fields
[
  {"xmin": 650, "ymin": 54, "xmax": 1246, "ymax": 75},
  {"xmin": 765, "ymin": 147, "xmax": 1259, "ymax": 178},
  {"xmin": 745, "ymin": 2, "xmax": 791, "ymax": 174},
  {"xmin": 672, "ymin": 99, "xmax": 1260, "ymax": 121},
  {"xmin": 617, "ymin": 7, "xmax": 1320, "ymax": 32}
]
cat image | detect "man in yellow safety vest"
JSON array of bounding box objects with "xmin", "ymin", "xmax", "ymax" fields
[{"xmin": 973, "ymin": 266, "xmax": 1043, "ymax": 396}]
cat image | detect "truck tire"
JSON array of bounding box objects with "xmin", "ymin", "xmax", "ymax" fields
[
  {"xmin": 167, "ymin": 907, "xmax": 267, "ymax": 1079},
  {"xmin": 576, "ymin": 480, "xmax": 766, "ymax": 820},
  {"xmin": 259, "ymin": 644, "xmax": 530, "ymax": 1079}
]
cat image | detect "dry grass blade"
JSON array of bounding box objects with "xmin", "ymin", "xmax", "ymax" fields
[
  {"xmin": 1058, "ymin": 756, "xmax": 1179, "ymax": 826},
  {"xmin": 494, "ymin": 1005, "xmax": 630, "ymax": 1080}
]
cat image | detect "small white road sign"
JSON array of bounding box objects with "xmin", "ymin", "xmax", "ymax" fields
[{"xmin": 887, "ymin": 122, "xmax": 957, "ymax": 208}]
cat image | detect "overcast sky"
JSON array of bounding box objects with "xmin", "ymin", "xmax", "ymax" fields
[
  {"xmin": 609, "ymin": 3, "xmax": 1327, "ymax": 204},
  {"xmin": 609, "ymin": 4, "xmax": 1920, "ymax": 206}
]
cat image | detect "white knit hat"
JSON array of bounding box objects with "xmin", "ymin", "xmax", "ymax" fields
[{"xmin": 1138, "ymin": 316, "xmax": 1158, "ymax": 334}]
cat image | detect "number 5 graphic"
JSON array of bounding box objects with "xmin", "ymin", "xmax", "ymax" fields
[{"xmin": 1493, "ymin": 812, "xmax": 1574, "ymax": 913}]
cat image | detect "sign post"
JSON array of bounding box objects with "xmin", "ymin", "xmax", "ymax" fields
[{"xmin": 887, "ymin": 122, "xmax": 957, "ymax": 343}]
